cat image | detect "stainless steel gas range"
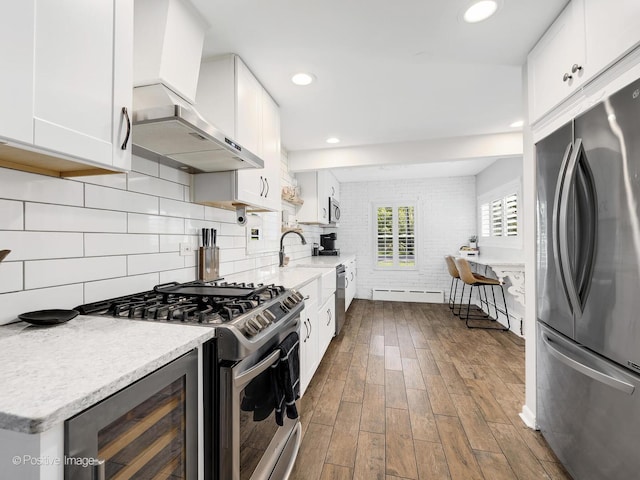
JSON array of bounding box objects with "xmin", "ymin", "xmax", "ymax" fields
[{"xmin": 74, "ymin": 279, "xmax": 305, "ymax": 480}]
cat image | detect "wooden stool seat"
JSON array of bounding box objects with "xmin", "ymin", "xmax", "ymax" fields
[{"xmin": 454, "ymin": 257, "xmax": 510, "ymax": 331}]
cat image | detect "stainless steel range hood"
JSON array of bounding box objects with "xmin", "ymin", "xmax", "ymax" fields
[{"xmin": 132, "ymin": 84, "xmax": 263, "ymax": 173}]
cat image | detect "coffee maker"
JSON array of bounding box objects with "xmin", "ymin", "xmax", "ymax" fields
[{"xmin": 319, "ymin": 233, "xmax": 339, "ymax": 256}]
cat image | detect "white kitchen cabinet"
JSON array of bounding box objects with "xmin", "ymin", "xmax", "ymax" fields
[
  {"xmin": 0, "ymin": 0, "xmax": 132, "ymax": 175},
  {"xmin": 297, "ymin": 170, "xmax": 340, "ymax": 224},
  {"xmin": 528, "ymin": 0, "xmax": 640, "ymax": 123},
  {"xmin": 527, "ymin": 0, "xmax": 586, "ymax": 123},
  {"xmin": 345, "ymin": 258, "xmax": 357, "ymax": 311},
  {"xmin": 318, "ymin": 294, "xmax": 336, "ymax": 359},
  {"xmin": 194, "ymin": 55, "xmax": 281, "ymax": 212},
  {"xmin": 583, "ymin": 0, "xmax": 640, "ymax": 79},
  {"xmin": 298, "ymin": 280, "xmax": 320, "ymax": 395}
]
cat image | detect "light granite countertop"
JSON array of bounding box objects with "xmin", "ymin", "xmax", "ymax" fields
[
  {"xmin": 291, "ymin": 253, "xmax": 356, "ymax": 268},
  {"xmin": 0, "ymin": 317, "xmax": 215, "ymax": 434}
]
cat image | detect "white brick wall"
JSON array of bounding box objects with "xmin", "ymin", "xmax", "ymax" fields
[
  {"xmin": 0, "ymin": 154, "xmax": 314, "ymax": 324},
  {"xmin": 338, "ymin": 176, "xmax": 477, "ymax": 300}
]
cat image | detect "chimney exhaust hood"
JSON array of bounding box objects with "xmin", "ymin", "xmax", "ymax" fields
[
  {"xmin": 131, "ymin": 0, "xmax": 263, "ymax": 173},
  {"xmin": 132, "ymin": 84, "xmax": 263, "ymax": 172}
]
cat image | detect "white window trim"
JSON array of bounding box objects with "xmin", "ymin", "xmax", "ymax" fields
[
  {"xmin": 477, "ymin": 178, "xmax": 522, "ymax": 249},
  {"xmin": 372, "ymin": 202, "xmax": 419, "ymax": 271}
]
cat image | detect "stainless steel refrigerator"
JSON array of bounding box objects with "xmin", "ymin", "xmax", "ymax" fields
[{"xmin": 536, "ymin": 76, "xmax": 640, "ymax": 480}]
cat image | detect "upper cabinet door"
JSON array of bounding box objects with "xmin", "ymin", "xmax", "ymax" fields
[
  {"xmin": 260, "ymin": 91, "xmax": 281, "ymax": 211},
  {"xmin": 584, "ymin": 0, "xmax": 640, "ymax": 77},
  {"xmin": 0, "ymin": 1, "xmax": 34, "ymax": 145},
  {"xmin": 34, "ymin": 0, "xmax": 116, "ymax": 166},
  {"xmin": 235, "ymin": 60, "xmax": 262, "ymax": 156},
  {"xmin": 528, "ymin": 0, "xmax": 586, "ymax": 123}
]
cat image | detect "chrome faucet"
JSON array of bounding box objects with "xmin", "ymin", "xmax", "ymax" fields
[{"xmin": 279, "ymin": 230, "xmax": 307, "ymax": 267}]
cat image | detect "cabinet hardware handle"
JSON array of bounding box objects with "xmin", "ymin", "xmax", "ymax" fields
[
  {"xmin": 327, "ymin": 309, "xmax": 331, "ymax": 326},
  {"xmin": 571, "ymin": 64, "xmax": 582, "ymax": 74},
  {"xmin": 331, "ymin": 186, "xmax": 335, "ymax": 196},
  {"xmin": 303, "ymin": 319, "xmax": 309, "ymax": 341},
  {"xmin": 120, "ymin": 107, "xmax": 131, "ymax": 150},
  {"xmin": 264, "ymin": 178, "xmax": 269, "ymax": 198},
  {"xmin": 350, "ymin": 272, "xmax": 354, "ymax": 281},
  {"xmin": 303, "ymin": 295, "xmax": 310, "ymax": 300},
  {"xmin": 322, "ymin": 207, "xmax": 327, "ymax": 218},
  {"xmin": 308, "ymin": 317, "xmax": 312, "ymax": 337},
  {"xmin": 563, "ymin": 73, "xmax": 572, "ymax": 82},
  {"xmin": 345, "ymin": 278, "xmax": 349, "ymax": 288},
  {"xmin": 259, "ymin": 176, "xmax": 265, "ymax": 196}
]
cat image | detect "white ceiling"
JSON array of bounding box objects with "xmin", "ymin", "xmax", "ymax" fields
[
  {"xmin": 189, "ymin": 0, "xmax": 567, "ymax": 155},
  {"xmin": 331, "ymin": 157, "xmax": 501, "ymax": 183}
]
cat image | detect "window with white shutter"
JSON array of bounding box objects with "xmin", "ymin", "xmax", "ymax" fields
[
  {"xmin": 375, "ymin": 204, "xmax": 416, "ymax": 268},
  {"xmin": 478, "ymin": 181, "xmax": 521, "ymax": 247}
]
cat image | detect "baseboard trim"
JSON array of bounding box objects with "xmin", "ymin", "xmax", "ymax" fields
[{"xmin": 519, "ymin": 404, "xmax": 536, "ymax": 429}]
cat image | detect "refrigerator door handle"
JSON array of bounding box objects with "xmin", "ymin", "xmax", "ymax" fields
[
  {"xmin": 552, "ymin": 141, "xmax": 575, "ymax": 313},
  {"xmin": 542, "ymin": 332, "xmax": 635, "ymax": 395},
  {"xmin": 559, "ymin": 139, "xmax": 584, "ymax": 317},
  {"xmin": 574, "ymin": 138, "xmax": 598, "ymax": 306}
]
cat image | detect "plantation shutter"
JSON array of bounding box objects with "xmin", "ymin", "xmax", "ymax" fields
[
  {"xmin": 376, "ymin": 207, "xmax": 393, "ymax": 266},
  {"xmin": 505, "ymin": 193, "xmax": 518, "ymax": 236},
  {"xmin": 491, "ymin": 199, "xmax": 504, "ymax": 237}
]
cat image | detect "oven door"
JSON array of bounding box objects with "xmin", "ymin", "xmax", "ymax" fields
[{"xmin": 218, "ymin": 325, "xmax": 301, "ymax": 480}]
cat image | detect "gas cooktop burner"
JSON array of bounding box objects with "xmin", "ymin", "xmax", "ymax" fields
[{"xmin": 75, "ymin": 280, "xmax": 297, "ymax": 327}]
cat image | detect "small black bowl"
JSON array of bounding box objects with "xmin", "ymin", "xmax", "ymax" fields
[{"xmin": 18, "ymin": 309, "xmax": 79, "ymax": 326}]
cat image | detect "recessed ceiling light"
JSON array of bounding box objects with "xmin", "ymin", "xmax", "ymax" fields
[
  {"xmin": 510, "ymin": 120, "xmax": 524, "ymax": 128},
  {"xmin": 326, "ymin": 137, "xmax": 340, "ymax": 144},
  {"xmin": 463, "ymin": 0, "xmax": 498, "ymax": 23},
  {"xmin": 291, "ymin": 72, "xmax": 315, "ymax": 86}
]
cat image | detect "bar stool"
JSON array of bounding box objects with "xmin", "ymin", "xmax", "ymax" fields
[
  {"xmin": 444, "ymin": 256, "xmax": 462, "ymax": 314},
  {"xmin": 454, "ymin": 257, "xmax": 510, "ymax": 331}
]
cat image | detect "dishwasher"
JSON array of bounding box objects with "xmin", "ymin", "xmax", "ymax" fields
[{"xmin": 336, "ymin": 264, "xmax": 346, "ymax": 335}]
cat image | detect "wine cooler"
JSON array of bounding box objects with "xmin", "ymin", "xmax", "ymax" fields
[{"xmin": 65, "ymin": 350, "xmax": 198, "ymax": 479}]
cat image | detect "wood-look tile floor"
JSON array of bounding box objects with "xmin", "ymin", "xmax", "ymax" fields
[{"xmin": 290, "ymin": 299, "xmax": 573, "ymax": 480}]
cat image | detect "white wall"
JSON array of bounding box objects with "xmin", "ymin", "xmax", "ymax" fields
[
  {"xmin": 0, "ymin": 154, "xmax": 318, "ymax": 325},
  {"xmin": 337, "ymin": 176, "xmax": 476, "ymax": 300}
]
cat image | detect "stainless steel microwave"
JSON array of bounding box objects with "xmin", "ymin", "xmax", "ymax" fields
[{"xmin": 328, "ymin": 197, "xmax": 341, "ymax": 224}]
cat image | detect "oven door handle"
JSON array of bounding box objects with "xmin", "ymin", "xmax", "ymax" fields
[{"xmin": 233, "ymin": 350, "xmax": 281, "ymax": 390}]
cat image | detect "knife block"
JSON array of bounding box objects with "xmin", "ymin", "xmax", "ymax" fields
[{"xmin": 198, "ymin": 246, "xmax": 219, "ymax": 281}]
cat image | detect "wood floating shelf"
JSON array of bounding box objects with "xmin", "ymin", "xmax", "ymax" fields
[{"xmin": 281, "ymin": 193, "xmax": 304, "ymax": 205}]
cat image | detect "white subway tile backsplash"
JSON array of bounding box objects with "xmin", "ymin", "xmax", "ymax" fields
[
  {"xmin": 0, "ymin": 199, "xmax": 24, "ymax": 230},
  {"xmin": 204, "ymin": 207, "xmax": 236, "ymax": 223},
  {"xmin": 185, "ymin": 219, "xmax": 221, "ymax": 235},
  {"xmin": 131, "ymin": 155, "xmax": 159, "ymax": 177},
  {"xmin": 159, "ymin": 234, "xmax": 198, "ymax": 252},
  {"xmin": 159, "ymin": 267, "xmax": 196, "ymax": 284},
  {"xmin": 25, "ymin": 256, "xmax": 127, "ymax": 289},
  {"xmin": 0, "ymin": 168, "xmax": 83, "ymax": 206},
  {"xmin": 25, "ymin": 204, "xmax": 127, "ymax": 232},
  {"xmin": 128, "ymin": 252, "xmax": 185, "ymax": 275},
  {"xmin": 159, "ymin": 198, "xmax": 205, "ymax": 219},
  {"xmin": 184, "ymin": 253, "xmax": 197, "ymax": 268},
  {"xmin": 160, "ymin": 164, "xmax": 191, "ymax": 185},
  {"xmin": 85, "ymin": 234, "xmax": 159, "ymax": 256},
  {"xmin": 219, "ymin": 222, "xmax": 246, "ymax": 237},
  {"xmin": 0, "ymin": 262, "xmax": 23, "ymax": 293},
  {"xmin": 0, "ymin": 161, "xmax": 289, "ymax": 305},
  {"xmin": 128, "ymin": 214, "xmax": 184, "ymax": 234},
  {"xmin": 0, "ymin": 284, "xmax": 84, "ymax": 325},
  {"xmin": 128, "ymin": 172, "xmax": 183, "ymax": 200},
  {"xmin": 85, "ymin": 184, "xmax": 159, "ymax": 214},
  {"xmin": 72, "ymin": 173, "xmax": 127, "ymax": 190},
  {"xmin": 0, "ymin": 232, "xmax": 83, "ymax": 260},
  {"xmin": 84, "ymin": 273, "xmax": 159, "ymax": 303}
]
